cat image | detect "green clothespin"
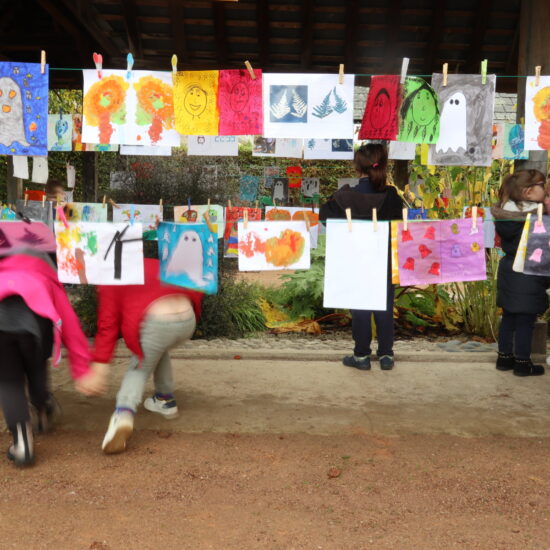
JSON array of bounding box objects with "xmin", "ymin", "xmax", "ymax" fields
[{"xmin": 481, "ymin": 59, "xmax": 488, "ymax": 85}]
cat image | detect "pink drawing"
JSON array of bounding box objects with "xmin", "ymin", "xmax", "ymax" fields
[
  {"xmin": 401, "ymin": 229, "xmax": 413, "ymax": 242},
  {"xmin": 529, "ymin": 248, "xmax": 543, "ymax": 263},
  {"xmin": 533, "ymin": 221, "xmax": 546, "ymax": 234},
  {"xmin": 403, "ymin": 257, "xmax": 415, "ymax": 270},
  {"xmin": 418, "ymin": 244, "xmax": 432, "ymax": 258},
  {"xmin": 424, "ymin": 226, "xmax": 436, "ymax": 240}
]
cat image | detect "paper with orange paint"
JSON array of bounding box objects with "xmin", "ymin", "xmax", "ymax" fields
[
  {"xmin": 265, "ymin": 206, "xmax": 320, "ymax": 248},
  {"xmin": 390, "ymin": 221, "xmax": 400, "ymax": 284},
  {"xmin": 82, "ymin": 70, "xmax": 179, "ymax": 146},
  {"xmin": 524, "ymin": 76, "xmax": 550, "ymax": 151},
  {"xmin": 173, "ymin": 70, "xmax": 220, "ymax": 136},
  {"xmin": 237, "ymin": 221, "xmax": 310, "ymax": 271}
]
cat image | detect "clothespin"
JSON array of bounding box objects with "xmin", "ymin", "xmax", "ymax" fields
[
  {"xmin": 24, "ymin": 192, "xmax": 28, "ymax": 207},
  {"xmin": 228, "ymin": 199, "xmax": 232, "ymax": 209},
  {"xmin": 372, "ymin": 208, "xmax": 378, "ymax": 232},
  {"xmin": 273, "ymin": 199, "xmax": 277, "ymax": 208},
  {"xmin": 442, "ymin": 63, "xmax": 448, "ymax": 87},
  {"xmin": 244, "ymin": 60, "xmax": 255, "ymax": 80},
  {"xmin": 243, "ymin": 208, "xmax": 249, "ymax": 229},
  {"xmin": 402, "ymin": 208, "xmax": 408, "ymax": 231},
  {"xmin": 42, "ymin": 195, "xmax": 46, "ymax": 208},
  {"xmin": 203, "ymin": 211, "xmax": 215, "ymax": 233},
  {"xmin": 537, "ymin": 203, "xmax": 543, "ymax": 224},
  {"xmin": 305, "ymin": 217, "xmax": 310, "ymax": 232},
  {"xmin": 171, "ymin": 54, "xmax": 178, "ymax": 74},
  {"xmin": 338, "ymin": 64, "xmax": 344, "ymax": 85},
  {"xmin": 481, "ymin": 59, "xmax": 488, "ymax": 85},
  {"xmin": 345, "ymin": 208, "xmax": 352, "ymax": 232},
  {"xmin": 126, "ymin": 53, "xmax": 134, "ymax": 81},
  {"xmin": 255, "ymin": 200, "xmax": 258, "ymax": 209},
  {"xmin": 93, "ymin": 52, "xmax": 103, "ymax": 79},
  {"xmin": 102, "ymin": 195, "xmax": 107, "ymax": 208},
  {"xmin": 400, "ymin": 57, "xmax": 410, "ymax": 84},
  {"xmin": 56, "ymin": 206, "xmax": 69, "ymax": 229},
  {"xmin": 40, "ymin": 50, "xmax": 46, "ymax": 74},
  {"xmin": 207, "ymin": 198, "xmax": 211, "ymax": 207},
  {"xmin": 159, "ymin": 198, "xmax": 163, "ymax": 212},
  {"xmin": 472, "ymin": 206, "xmax": 478, "ymax": 230},
  {"xmin": 535, "ymin": 66, "xmax": 541, "ymax": 87}
]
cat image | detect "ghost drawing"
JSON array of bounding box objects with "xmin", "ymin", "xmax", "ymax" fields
[
  {"xmin": 165, "ymin": 230, "xmax": 207, "ymax": 287},
  {"xmin": 273, "ymin": 179, "xmax": 287, "ymax": 202},
  {"xmin": 0, "ymin": 77, "xmax": 30, "ymax": 147},
  {"xmin": 435, "ymin": 92, "xmax": 467, "ymax": 153}
]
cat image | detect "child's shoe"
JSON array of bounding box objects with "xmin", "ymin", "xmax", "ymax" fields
[
  {"xmin": 496, "ymin": 353, "xmax": 515, "ymax": 371},
  {"xmin": 379, "ymin": 355, "xmax": 395, "ymax": 370},
  {"xmin": 7, "ymin": 422, "xmax": 34, "ymax": 467},
  {"xmin": 34, "ymin": 393, "xmax": 61, "ymax": 434},
  {"xmin": 102, "ymin": 410, "xmax": 134, "ymax": 454},
  {"xmin": 143, "ymin": 393, "xmax": 179, "ymax": 419},
  {"xmin": 513, "ymin": 358, "xmax": 545, "ymax": 377},
  {"xmin": 342, "ymin": 355, "xmax": 371, "ymax": 370}
]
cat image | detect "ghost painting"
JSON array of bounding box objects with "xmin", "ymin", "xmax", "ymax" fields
[
  {"xmin": 272, "ymin": 177, "xmax": 289, "ymax": 203},
  {"xmin": 158, "ymin": 222, "xmax": 217, "ymax": 294},
  {"xmin": 0, "ymin": 77, "xmax": 29, "ymax": 148},
  {"xmin": 429, "ymin": 73, "xmax": 496, "ymax": 166}
]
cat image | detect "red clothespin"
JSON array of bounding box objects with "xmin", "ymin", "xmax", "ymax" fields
[{"xmin": 93, "ymin": 52, "xmax": 103, "ymax": 79}]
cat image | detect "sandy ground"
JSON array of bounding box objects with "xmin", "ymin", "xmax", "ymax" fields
[{"xmin": 2, "ymin": 352, "xmax": 550, "ymax": 549}]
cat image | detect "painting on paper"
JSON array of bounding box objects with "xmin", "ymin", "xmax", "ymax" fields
[
  {"xmin": 397, "ymin": 219, "xmax": 486, "ymax": 285},
  {"xmin": 72, "ymin": 114, "xmax": 83, "ymax": 151},
  {"xmin": 56, "ymin": 222, "xmax": 144, "ymax": 285},
  {"xmin": 524, "ymin": 76, "xmax": 550, "ymax": 151},
  {"xmin": 173, "ymin": 70, "xmax": 219, "ymax": 135},
  {"xmin": 158, "ymin": 222, "xmax": 217, "ymax": 294},
  {"xmin": 15, "ymin": 199, "xmax": 54, "ymax": 229},
  {"xmin": 301, "ymin": 177, "xmax": 320, "ymax": 198},
  {"xmin": 388, "ymin": 141, "xmax": 417, "ymax": 160},
  {"xmin": 397, "ymin": 77, "xmax": 440, "ymax": 143},
  {"xmin": 120, "ymin": 144, "xmax": 172, "ymax": 156},
  {"xmin": 0, "ymin": 62, "xmax": 49, "ymax": 156},
  {"xmin": 64, "ymin": 202, "xmax": 108, "ymax": 223},
  {"xmin": 252, "ymin": 137, "xmax": 303, "ymax": 158},
  {"xmin": 265, "ymin": 206, "xmax": 320, "ymax": 249},
  {"xmin": 522, "ymin": 216, "xmax": 550, "ymax": 275},
  {"xmin": 1, "ymin": 206, "xmax": 16, "ymax": 220},
  {"xmin": 224, "ymin": 207, "xmax": 262, "ymax": 258},
  {"xmin": 113, "ymin": 204, "xmax": 163, "ymax": 240},
  {"xmin": 286, "ymin": 166, "xmax": 302, "ymax": 189},
  {"xmin": 429, "ymin": 74, "xmax": 496, "ymax": 166},
  {"xmin": 264, "ymin": 165, "xmax": 279, "ymax": 188},
  {"xmin": 84, "ymin": 143, "xmax": 119, "ymax": 152},
  {"xmin": 218, "ymin": 69, "xmax": 263, "ymax": 135},
  {"xmin": 174, "ymin": 204, "xmax": 224, "ymax": 239},
  {"xmin": 463, "ymin": 206, "xmax": 499, "ymax": 248},
  {"xmin": 358, "ymin": 75, "xmax": 400, "ymax": 141},
  {"xmin": 491, "ymin": 123, "xmax": 505, "ymax": 159},
  {"xmin": 110, "ymin": 171, "xmax": 136, "ymax": 190},
  {"xmin": 187, "ymin": 135, "xmax": 238, "ymax": 156},
  {"xmin": 263, "ymin": 73, "xmax": 355, "ymax": 139},
  {"xmin": 503, "ymin": 123, "xmax": 529, "ymax": 160},
  {"xmin": 271, "ymin": 177, "xmax": 289, "ymax": 203},
  {"xmin": 303, "ymin": 138, "xmax": 353, "ymax": 160},
  {"xmin": 0, "ymin": 221, "xmax": 55, "ymax": 254},
  {"xmin": 238, "ymin": 221, "xmax": 310, "ymax": 271},
  {"xmin": 48, "ymin": 114, "xmax": 72, "ymax": 151},
  {"xmin": 239, "ymin": 175, "xmax": 259, "ymax": 202},
  {"xmin": 324, "ymin": 220, "xmax": 389, "ymax": 310}
]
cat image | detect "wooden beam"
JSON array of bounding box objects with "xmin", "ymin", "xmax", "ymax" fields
[
  {"xmin": 256, "ymin": 0, "xmax": 269, "ymax": 67},
  {"xmin": 464, "ymin": 0, "xmax": 492, "ymax": 73},
  {"xmin": 424, "ymin": 1, "xmax": 445, "ymax": 74},
  {"xmin": 344, "ymin": 0, "xmax": 360, "ymax": 73},
  {"xmin": 383, "ymin": 0, "xmax": 402, "ymax": 72},
  {"xmin": 300, "ymin": 0, "xmax": 315, "ymax": 70},
  {"xmin": 121, "ymin": 0, "xmax": 143, "ymax": 57},
  {"xmin": 213, "ymin": 2, "xmax": 228, "ymax": 66},
  {"xmin": 169, "ymin": 0, "xmax": 188, "ymax": 64}
]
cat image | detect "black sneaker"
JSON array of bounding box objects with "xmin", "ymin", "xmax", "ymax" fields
[
  {"xmin": 342, "ymin": 355, "xmax": 371, "ymax": 371},
  {"xmin": 7, "ymin": 422, "xmax": 34, "ymax": 467},
  {"xmin": 513, "ymin": 359, "xmax": 545, "ymax": 377},
  {"xmin": 379, "ymin": 355, "xmax": 395, "ymax": 370},
  {"xmin": 34, "ymin": 393, "xmax": 61, "ymax": 434},
  {"xmin": 496, "ymin": 353, "xmax": 515, "ymax": 371}
]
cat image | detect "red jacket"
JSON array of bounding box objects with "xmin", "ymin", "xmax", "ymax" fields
[{"xmin": 93, "ymin": 258, "xmax": 203, "ymax": 363}]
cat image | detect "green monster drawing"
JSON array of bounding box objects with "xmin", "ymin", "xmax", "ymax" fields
[{"xmin": 398, "ymin": 77, "xmax": 440, "ymax": 143}]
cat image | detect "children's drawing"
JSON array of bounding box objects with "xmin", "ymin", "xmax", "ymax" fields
[
  {"xmin": 301, "ymin": 177, "xmax": 320, "ymax": 198},
  {"xmin": 174, "ymin": 204, "xmax": 224, "ymax": 239},
  {"xmin": 265, "ymin": 206, "xmax": 320, "ymax": 249},
  {"xmin": 224, "ymin": 207, "xmax": 262, "ymax": 258},
  {"xmin": 522, "ymin": 216, "xmax": 550, "ymax": 275},
  {"xmin": 398, "ymin": 77, "xmax": 440, "ymax": 143},
  {"xmin": 0, "ymin": 62, "xmax": 48, "ymax": 156},
  {"xmin": 218, "ymin": 69, "xmax": 263, "ymax": 135},
  {"xmin": 48, "ymin": 114, "xmax": 72, "ymax": 151},
  {"xmin": 263, "ymin": 166, "xmax": 279, "ymax": 188},
  {"xmin": 158, "ymin": 222, "xmax": 217, "ymax": 294},
  {"xmin": 252, "ymin": 137, "xmax": 303, "ymax": 158},
  {"xmin": 397, "ymin": 219, "xmax": 486, "ymax": 285},
  {"xmin": 239, "ymin": 175, "xmax": 259, "ymax": 202},
  {"xmin": 15, "ymin": 199, "xmax": 54, "ymax": 229},
  {"xmin": 64, "ymin": 202, "xmax": 108, "ymax": 223},
  {"xmin": 113, "ymin": 204, "xmax": 162, "ymax": 240},
  {"xmin": 358, "ymin": 75, "xmax": 400, "ymax": 140},
  {"xmin": 1, "ymin": 206, "xmax": 16, "ymax": 220},
  {"xmin": 120, "ymin": 144, "xmax": 172, "ymax": 156},
  {"xmin": 263, "ymin": 73, "xmax": 355, "ymax": 139},
  {"xmin": 0, "ymin": 221, "xmax": 55, "ymax": 254},
  {"xmin": 491, "ymin": 123, "xmax": 505, "ymax": 159},
  {"xmin": 464, "ymin": 206, "xmax": 498, "ymax": 248},
  {"xmin": 272, "ymin": 177, "xmax": 289, "ymax": 202},
  {"xmin": 56, "ymin": 222, "xmax": 144, "ymax": 285},
  {"xmin": 72, "ymin": 114, "xmax": 83, "ymax": 151},
  {"xmin": 429, "ymin": 74, "xmax": 496, "ymax": 166},
  {"xmin": 173, "ymin": 70, "xmax": 219, "ymax": 135},
  {"xmin": 286, "ymin": 166, "xmax": 302, "ymax": 189},
  {"xmin": 187, "ymin": 135, "xmax": 238, "ymax": 156},
  {"xmin": 324, "ymin": 220, "xmax": 389, "ymax": 310},
  {"xmin": 238, "ymin": 221, "xmax": 310, "ymax": 271},
  {"xmin": 388, "ymin": 141, "xmax": 417, "ymax": 160},
  {"xmin": 524, "ymin": 77, "xmax": 550, "ymax": 150},
  {"xmin": 253, "ymin": 137, "xmax": 276, "ymax": 154},
  {"xmin": 84, "ymin": 143, "xmax": 119, "ymax": 152},
  {"xmin": 503, "ymin": 123, "xmax": 529, "ymax": 160},
  {"xmin": 303, "ymin": 138, "xmax": 353, "ymax": 160}
]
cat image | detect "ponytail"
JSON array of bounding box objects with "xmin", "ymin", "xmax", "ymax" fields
[{"xmin": 354, "ymin": 144, "xmax": 388, "ymax": 191}]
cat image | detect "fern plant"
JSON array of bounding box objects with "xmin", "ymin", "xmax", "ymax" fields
[
  {"xmin": 332, "ymin": 87, "xmax": 348, "ymax": 114},
  {"xmin": 312, "ymin": 90, "xmax": 333, "ymax": 119}
]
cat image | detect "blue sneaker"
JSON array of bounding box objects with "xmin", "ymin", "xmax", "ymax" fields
[
  {"xmin": 379, "ymin": 355, "xmax": 395, "ymax": 370},
  {"xmin": 143, "ymin": 394, "xmax": 179, "ymax": 419},
  {"xmin": 342, "ymin": 355, "xmax": 371, "ymax": 371}
]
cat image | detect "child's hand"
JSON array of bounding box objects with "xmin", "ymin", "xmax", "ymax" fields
[{"xmin": 75, "ymin": 362, "xmax": 109, "ymax": 396}]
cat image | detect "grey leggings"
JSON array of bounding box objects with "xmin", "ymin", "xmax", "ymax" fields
[{"xmin": 116, "ymin": 313, "xmax": 196, "ymax": 412}]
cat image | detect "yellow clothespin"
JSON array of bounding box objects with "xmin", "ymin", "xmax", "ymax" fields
[
  {"xmin": 244, "ymin": 60, "xmax": 256, "ymax": 80},
  {"xmin": 40, "ymin": 50, "xmax": 46, "ymax": 74},
  {"xmin": 243, "ymin": 208, "xmax": 249, "ymax": 230},
  {"xmin": 338, "ymin": 64, "xmax": 344, "ymax": 85},
  {"xmin": 402, "ymin": 208, "xmax": 408, "ymax": 231},
  {"xmin": 537, "ymin": 203, "xmax": 543, "ymax": 224},
  {"xmin": 472, "ymin": 206, "xmax": 478, "ymax": 230},
  {"xmin": 203, "ymin": 211, "xmax": 215, "ymax": 233},
  {"xmin": 442, "ymin": 63, "xmax": 448, "ymax": 87},
  {"xmin": 400, "ymin": 57, "xmax": 410, "ymax": 84},
  {"xmin": 42, "ymin": 195, "xmax": 46, "ymax": 208},
  {"xmin": 171, "ymin": 54, "xmax": 178, "ymax": 74},
  {"xmin": 24, "ymin": 192, "xmax": 28, "ymax": 207},
  {"xmin": 345, "ymin": 208, "xmax": 352, "ymax": 232},
  {"xmin": 372, "ymin": 208, "xmax": 378, "ymax": 232},
  {"xmin": 481, "ymin": 59, "xmax": 488, "ymax": 85},
  {"xmin": 255, "ymin": 200, "xmax": 258, "ymax": 209},
  {"xmin": 535, "ymin": 66, "xmax": 541, "ymax": 87},
  {"xmin": 102, "ymin": 195, "xmax": 107, "ymax": 208}
]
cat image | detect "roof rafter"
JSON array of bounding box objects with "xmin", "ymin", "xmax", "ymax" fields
[
  {"xmin": 121, "ymin": 0, "xmax": 143, "ymax": 57},
  {"xmin": 169, "ymin": 0, "xmax": 188, "ymax": 66},
  {"xmin": 465, "ymin": 0, "xmax": 493, "ymax": 73},
  {"xmin": 213, "ymin": 2, "xmax": 228, "ymax": 67},
  {"xmin": 424, "ymin": 0, "xmax": 446, "ymax": 74},
  {"xmin": 300, "ymin": 0, "xmax": 315, "ymax": 70},
  {"xmin": 256, "ymin": 0, "xmax": 269, "ymax": 68},
  {"xmin": 344, "ymin": 0, "xmax": 360, "ymax": 73}
]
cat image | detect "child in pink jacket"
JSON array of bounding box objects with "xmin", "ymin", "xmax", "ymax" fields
[{"xmin": 0, "ymin": 251, "xmax": 106, "ymax": 467}]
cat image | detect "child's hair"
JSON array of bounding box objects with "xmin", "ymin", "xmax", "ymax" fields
[
  {"xmin": 45, "ymin": 179, "xmax": 64, "ymax": 197},
  {"xmin": 354, "ymin": 143, "xmax": 388, "ymax": 191},
  {"xmin": 498, "ymin": 169, "xmax": 546, "ymax": 207}
]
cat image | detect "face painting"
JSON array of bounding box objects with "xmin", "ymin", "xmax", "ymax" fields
[
  {"xmin": 411, "ymin": 89, "xmax": 437, "ymax": 126},
  {"xmin": 184, "ymin": 85, "xmax": 208, "ymax": 118},
  {"xmin": 370, "ymin": 89, "xmax": 391, "ymax": 130},
  {"xmin": 230, "ymin": 82, "xmax": 249, "ymax": 112}
]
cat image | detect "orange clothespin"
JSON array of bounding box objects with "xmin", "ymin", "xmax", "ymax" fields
[
  {"xmin": 109, "ymin": 198, "xmax": 120, "ymax": 209},
  {"xmin": 244, "ymin": 60, "xmax": 255, "ymax": 80}
]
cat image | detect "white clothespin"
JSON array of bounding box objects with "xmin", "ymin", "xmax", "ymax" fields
[
  {"xmin": 535, "ymin": 65, "xmax": 541, "ymax": 87},
  {"xmin": 372, "ymin": 208, "xmax": 378, "ymax": 232},
  {"xmin": 93, "ymin": 52, "xmax": 103, "ymax": 79},
  {"xmin": 537, "ymin": 203, "xmax": 543, "ymax": 224},
  {"xmin": 102, "ymin": 195, "xmax": 107, "ymax": 208},
  {"xmin": 243, "ymin": 208, "xmax": 249, "ymax": 230},
  {"xmin": 207, "ymin": 198, "xmax": 211, "ymax": 207},
  {"xmin": 400, "ymin": 57, "xmax": 410, "ymax": 84},
  {"xmin": 345, "ymin": 208, "xmax": 352, "ymax": 232},
  {"xmin": 171, "ymin": 54, "xmax": 178, "ymax": 74},
  {"xmin": 126, "ymin": 53, "xmax": 134, "ymax": 80},
  {"xmin": 244, "ymin": 60, "xmax": 256, "ymax": 80},
  {"xmin": 481, "ymin": 59, "xmax": 488, "ymax": 85},
  {"xmin": 442, "ymin": 63, "xmax": 448, "ymax": 87},
  {"xmin": 24, "ymin": 192, "xmax": 28, "ymax": 207},
  {"xmin": 472, "ymin": 206, "xmax": 478, "ymax": 230},
  {"xmin": 40, "ymin": 50, "xmax": 46, "ymax": 74},
  {"xmin": 402, "ymin": 208, "xmax": 408, "ymax": 231},
  {"xmin": 338, "ymin": 64, "xmax": 344, "ymax": 85}
]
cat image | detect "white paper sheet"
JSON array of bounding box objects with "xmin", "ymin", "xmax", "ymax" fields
[
  {"xmin": 48, "ymin": 113, "xmax": 73, "ymax": 151},
  {"xmin": 388, "ymin": 141, "xmax": 417, "ymax": 160},
  {"xmin": 31, "ymin": 156, "xmax": 48, "ymax": 184},
  {"xmin": 186, "ymin": 135, "xmax": 239, "ymax": 156},
  {"xmin": 524, "ymin": 76, "xmax": 550, "ymax": 151},
  {"xmin": 303, "ymin": 138, "xmax": 354, "ymax": 160},
  {"xmin": 120, "ymin": 145, "xmax": 173, "ymax": 156},
  {"xmin": 66, "ymin": 163, "xmax": 76, "ymax": 189},
  {"xmin": 12, "ymin": 156, "xmax": 29, "ymax": 179}
]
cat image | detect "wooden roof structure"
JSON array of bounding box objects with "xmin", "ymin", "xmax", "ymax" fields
[{"xmin": 2, "ymin": 0, "xmax": 521, "ymax": 91}]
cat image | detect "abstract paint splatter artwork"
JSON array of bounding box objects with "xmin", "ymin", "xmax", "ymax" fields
[
  {"xmin": 265, "ymin": 206, "xmax": 320, "ymax": 249},
  {"xmin": 112, "ymin": 203, "xmax": 163, "ymax": 240},
  {"xmin": 224, "ymin": 207, "xmax": 262, "ymax": 258},
  {"xmin": 158, "ymin": 222, "xmax": 217, "ymax": 294},
  {"xmin": 0, "ymin": 221, "xmax": 55, "ymax": 254},
  {"xmin": 358, "ymin": 75, "xmax": 400, "ymax": 140},
  {"xmin": 238, "ymin": 221, "xmax": 310, "ymax": 271},
  {"xmin": 0, "ymin": 62, "xmax": 49, "ymax": 156},
  {"xmin": 398, "ymin": 77, "xmax": 440, "ymax": 143},
  {"xmin": 48, "ymin": 114, "xmax": 72, "ymax": 151}
]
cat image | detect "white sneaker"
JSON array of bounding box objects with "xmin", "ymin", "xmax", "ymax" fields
[
  {"xmin": 143, "ymin": 394, "xmax": 179, "ymax": 419},
  {"xmin": 102, "ymin": 411, "xmax": 134, "ymax": 454}
]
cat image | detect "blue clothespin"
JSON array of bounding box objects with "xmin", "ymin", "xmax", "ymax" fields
[
  {"xmin": 126, "ymin": 53, "xmax": 134, "ymax": 81},
  {"xmin": 130, "ymin": 204, "xmax": 135, "ymax": 225},
  {"xmin": 187, "ymin": 197, "xmax": 191, "ymax": 211}
]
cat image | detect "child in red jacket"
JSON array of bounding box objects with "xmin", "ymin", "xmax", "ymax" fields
[{"xmin": 93, "ymin": 258, "xmax": 203, "ymax": 454}]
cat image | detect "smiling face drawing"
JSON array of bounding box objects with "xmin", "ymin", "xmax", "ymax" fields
[
  {"xmin": 411, "ymin": 89, "xmax": 437, "ymax": 126},
  {"xmin": 230, "ymin": 82, "xmax": 250, "ymax": 112},
  {"xmin": 370, "ymin": 88, "xmax": 391, "ymax": 130},
  {"xmin": 183, "ymin": 85, "xmax": 208, "ymax": 118}
]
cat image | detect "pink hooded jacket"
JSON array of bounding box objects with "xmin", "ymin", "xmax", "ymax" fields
[{"xmin": 0, "ymin": 254, "xmax": 90, "ymax": 379}]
